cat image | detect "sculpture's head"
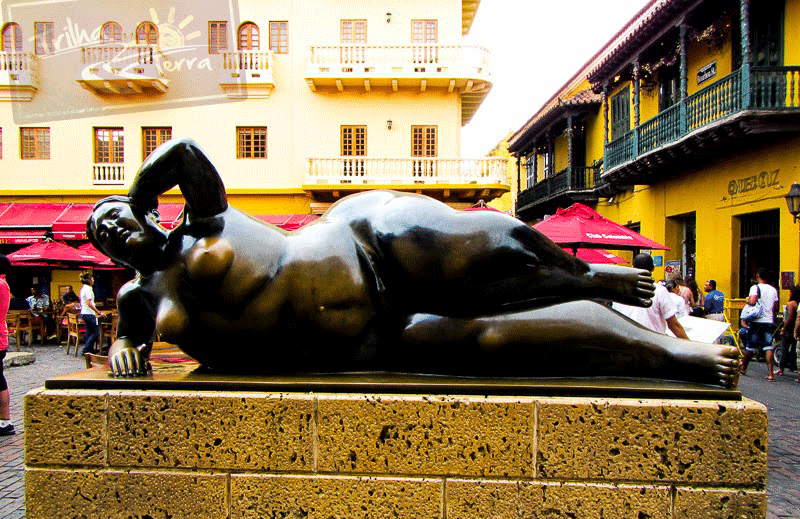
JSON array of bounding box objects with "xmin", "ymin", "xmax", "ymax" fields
[{"xmin": 87, "ymin": 196, "xmax": 168, "ymax": 274}]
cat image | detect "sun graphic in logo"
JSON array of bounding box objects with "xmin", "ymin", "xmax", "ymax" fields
[{"xmin": 149, "ymin": 6, "xmax": 201, "ymax": 50}]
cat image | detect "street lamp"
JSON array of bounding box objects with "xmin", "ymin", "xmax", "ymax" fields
[{"xmin": 785, "ymin": 182, "xmax": 800, "ymax": 223}]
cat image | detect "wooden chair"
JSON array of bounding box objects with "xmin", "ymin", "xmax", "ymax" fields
[
  {"xmin": 57, "ymin": 303, "xmax": 81, "ymax": 345},
  {"xmin": 84, "ymin": 353, "xmax": 109, "ymax": 369},
  {"xmin": 66, "ymin": 313, "xmax": 86, "ymax": 356},
  {"xmin": 99, "ymin": 312, "xmax": 119, "ymax": 353},
  {"xmin": 5, "ymin": 310, "xmax": 44, "ymax": 349}
]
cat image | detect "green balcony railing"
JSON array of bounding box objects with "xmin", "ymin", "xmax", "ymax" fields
[
  {"xmin": 604, "ymin": 66, "xmax": 800, "ymax": 171},
  {"xmin": 518, "ymin": 165, "xmax": 601, "ymax": 209}
]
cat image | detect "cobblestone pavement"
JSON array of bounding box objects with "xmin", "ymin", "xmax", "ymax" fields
[{"xmin": 0, "ymin": 345, "xmax": 796, "ymax": 518}]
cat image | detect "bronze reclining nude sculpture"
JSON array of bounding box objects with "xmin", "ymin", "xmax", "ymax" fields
[{"xmin": 87, "ymin": 138, "xmax": 739, "ymax": 388}]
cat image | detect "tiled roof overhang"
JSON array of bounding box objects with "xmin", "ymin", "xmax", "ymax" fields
[
  {"xmin": 586, "ymin": 0, "xmax": 700, "ymax": 86},
  {"xmin": 507, "ymin": 90, "xmax": 601, "ymax": 155},
  {"xmin": 463, "ymin": 0, "xmax": 481, "ymax": 35}
]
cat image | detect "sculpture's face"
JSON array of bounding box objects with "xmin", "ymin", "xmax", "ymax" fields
[{"xmin": 91, "ymin": 201, "xmax": 165, "ymax": 269}]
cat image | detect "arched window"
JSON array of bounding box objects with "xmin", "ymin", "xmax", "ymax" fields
[
  {"xmin": 2, "ymin": 23, "xmax": 22, "ymax": 52},
  {"xmin": 101, "ymin": 21, "xmax": 123, "ymax": 44},
  {"xmin": 237, "ymin": 22, "xmax": 259, "ymax": 50},
  {"xmin": 136, "ymin": 22, "xmax": 158, "ymax": 45}
]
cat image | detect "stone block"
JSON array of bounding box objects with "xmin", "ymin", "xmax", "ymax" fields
[
  {"xmin": 25, "ymin": 468, "xmax": 227, "ymax": 519},
  {"xmin": 25, "ymin": 388, "xmax": 107, "ymax": 466},
  {"xmin": 317, "ymin": 395, "xmax": 534, "ymax": 477},
  {"xmin": 231, "ymin": 474, "xmax": 442, "ymax": 519},
  {"xmin": 107, "ymin": 391, "xmax": 314, "ymax": 470},
  {"xmin": 674, "ymin": 488, "xmax": 767, "ymax": 519},
  {"xmin": 537, "ymin": 397, "xmax": 767, "ymax": 484},
  {"xmin": 446, "ymin": 479, "xmax": 671, "ymax": 519}
]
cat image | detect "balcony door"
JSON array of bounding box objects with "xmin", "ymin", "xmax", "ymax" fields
[
  {"xmin": 238, "ymin": 22, "xmax": 260, "ymax": 51},
  {"xmin": 658, "ymin": 65, "xmax": 679, "ymax": 112},
  {"xmin": 412, "ymin": 126, "xmax": 437, "ymax": 178},
  {"xmin": 412, "ymin": 20, "xmax": 437, "ymax": 64},
  {"xmin": 751, "ymin": 1, "xmax": 785, "ymax": 107},
  {"xmin": 341, "ymin": 126, "xmax": 366, "ymax": 178},
  {"xmin": 1, "ymin": 23, "xmax": 22, "ymax": 52},
  {"xmin": 101, "ymin": 22, "xmax": 123, "ymax": 44},
  {"xmin": 136, "ymin": 22, "xmax": 158, "ymax": 45},
  {"xmin": 610, "ymin": 87, "xmax": 630, "ymax": 141},
  {"xmin": 340, "ymin": 20, "xmax": 366, "ymax": 64}
]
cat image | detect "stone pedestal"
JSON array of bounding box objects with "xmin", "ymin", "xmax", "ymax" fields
[{"xmin": 25, "ymin": 377, "xmax": 767, "ymax": 518}]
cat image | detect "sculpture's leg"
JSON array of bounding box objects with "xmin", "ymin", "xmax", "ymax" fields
[{"xmin": 398, "ymin": 301, "xmax": 739, "ymax": 388}]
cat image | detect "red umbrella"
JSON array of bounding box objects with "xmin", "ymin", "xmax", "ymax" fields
[
  {"xmin": 77, "ymin": 243, "xmax": 121, "ymax": 269},
  {"xmin": 7, "ymin": 240, "xmax": 98, "ymax": 266},
  {"xmin": 564, "ymin": 248, "xmax": 627, "ymax": 265},
  {"xmin": 534, "ymin": 203, "xmax": 669, "ymax": 251}
]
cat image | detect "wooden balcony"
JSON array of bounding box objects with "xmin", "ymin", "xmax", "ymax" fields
[
  {"xmin": 77, "ymin": 44, "xmax": 169, "ymax": 95},
  {"xmin": 0, "ymin": 52, "xmax": 39, "ymax": 101},
  {"xmin": 516, "ymin": 166, "xmax": 604, "ymax": 220},
  {"xmin": 218, "ymin": 50, "xmax": 275, "ymax": 99},
  {"xmin": 304, "ymin": 45, "xmax": 492, "ymax": 125},
  {"xmin": 93, "ymin": 164, "xmax": 124, "ymax": 186},
  {"xmin": 604, "ymin": 66, "xmax": 800, "ymax": 184},
  {"xmin": 304, "ymin": 157, "xmax": 509, "ymax": 205}
]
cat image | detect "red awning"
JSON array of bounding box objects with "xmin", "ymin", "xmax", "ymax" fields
[
  {"xmin": 77, "ymin": 243, "xmax": 123, "ymax": 270},
  {"xmin": 158, "ymin": 204, "xmax": 184, "ymax": 230},
  {"xmin": 0, "ymin": 230, "xmax": 48, "ymax": 245},
  {"xmin": 0, "ymin": 203, "xmax": 70, "ymax": 228},
  {"xmin": 255, "ymin": 214, "xmax": 319, "ymax": 232},
  {"xmin": 52, "ymin": 204, "xmax": 94, "ymax": 240}
]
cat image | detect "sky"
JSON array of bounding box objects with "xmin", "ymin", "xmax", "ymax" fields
[{"xmin": 461, "ymin": 0, "xmax": 650, "ymax": 156}]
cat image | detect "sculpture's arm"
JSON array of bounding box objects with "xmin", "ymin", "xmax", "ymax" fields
[
  {"xmin": 128, "ymin": 137, "xmax": 228, "ymax": 219},
  {"xmin": 108, "ymin": 280, "xmax": 157, "ymax": 377}
]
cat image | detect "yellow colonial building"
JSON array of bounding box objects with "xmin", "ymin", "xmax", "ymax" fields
[
  {"xmin": 0, "ymin": 0, "xmax": 504, "ymax": 297},
  {"xmin": 510, "ymin": 0, "xmax": 800, "ymax": 303}
]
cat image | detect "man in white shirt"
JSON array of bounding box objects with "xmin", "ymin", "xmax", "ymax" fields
[
  {"xmin": 613, "ymin": 254, "xmax": 689, "ymax": 339},
  {"xmin": 740, "ymin": 268, "xmax": 779, "ymax": 379}
]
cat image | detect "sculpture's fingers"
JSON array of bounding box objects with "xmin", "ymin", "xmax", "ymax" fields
[
  {"xmin": 110, "ymin": 356, "xmax": 122, "ymax": 377},
  {"xmin": 121, "ymin": 352, "xmax": 132, "ymax": 377}
]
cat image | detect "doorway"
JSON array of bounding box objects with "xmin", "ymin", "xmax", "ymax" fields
[{"xmin": 738, "ymin": 209, "xmax": 780, "ymax": 297}]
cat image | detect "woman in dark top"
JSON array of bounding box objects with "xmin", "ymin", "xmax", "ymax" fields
[
  {"xmin": 775, "ymin": 285, "xmax": 799, "ymax": 376},
  {"xmin": 87, "ymin": 138, "xmax": 739, "ymax": 387}
]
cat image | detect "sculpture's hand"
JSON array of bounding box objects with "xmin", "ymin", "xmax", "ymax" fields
[{"xmin": 109, "ymin": 339, "xmax": 149, "ymax": 377}]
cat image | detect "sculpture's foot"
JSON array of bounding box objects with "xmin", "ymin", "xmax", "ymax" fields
[
  {"xmin": 586, "ymin": 264, "xmax": 655, "ymax": 307},
  {"xmin": 671, "ymin": 343, "xmax": 740, "ymax": 388}
]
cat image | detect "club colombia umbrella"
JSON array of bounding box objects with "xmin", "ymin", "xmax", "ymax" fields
[
  {"xmin": 465, "ymin": 201, "xmax": 628, "ymax": 264},
  {"xmin": 6, "ymin": 240, "xmax": 99, "ymax": 267},
  {"xmin": 533, "ymin": 203, "xmax": 669, "ymax": 253}
]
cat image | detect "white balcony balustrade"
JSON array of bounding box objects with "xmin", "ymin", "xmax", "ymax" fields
[
  {"xmin": 305, "ymin": 44, "xmax": 492, "ymax": 124},
  {"xmin": 0, "ymin": 52, "xmax": 39, "ymax": 101},
  {"xmin": 219, "ymin": 50, "xmax": 276, "ymax": 99},
  {"xmin": 306, "ymin": 157, "xmax": 508, "ymax": 186},
  {"xmin": 93, "ymin": 164, "xmax": 124, "ymax": 186},
  {"xmin": 77, "ymin": 43, "xmax": 169, "ymax": 94}
]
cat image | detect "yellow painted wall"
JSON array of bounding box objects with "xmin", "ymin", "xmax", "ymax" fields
[
  {"xmin": 598, "ymin": 134, "xmax": 800, "ymax": 305},
  {"xmin": 50, "ymin": 269, "xmax": 83, "ymax": 302},
  {"xmin": 785, "ymin": 0, "xmax": 800, "ymax": 65},
  {"xmin": 554, "ymin": 133, "xmax": 569, "ymax": 172},
  {"xmin": 585, "ymin": 111, "xmax": 605, "ymax": 166},
  {"xmin": 686, "ymin": 16, "xmax": 734, "ymax": 97},
  {"xmin": 486, "ymin": 132, "xmax": 515, "ymax": 214}
]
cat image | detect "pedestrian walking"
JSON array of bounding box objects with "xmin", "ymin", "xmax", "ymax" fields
[{"xmin": 0, "ymin": 255, "xmax": 14, "ymax": 436}]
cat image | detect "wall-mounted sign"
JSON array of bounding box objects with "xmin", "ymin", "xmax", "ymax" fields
[
  {"xmin": 697, "ymin": 61, "xmax": 717, "ymax": 85},
  {"xmin": 665, "ymin": 260, "xmax": 682, "ymax": 278},
  {"xmin": 727, "ymin": 169, "xmax": 780, "ymax": 197},
  {"xmin": 653, "ymin": 255, "xmax": 663, "ymax": 267}
]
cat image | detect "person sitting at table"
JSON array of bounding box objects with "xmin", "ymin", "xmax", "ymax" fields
[
  {"xmin": 62, "ymin": 287, "xmax": 79, "ymax": 305},
  {"xmin": 86, "ymin": 138, "xmax": 740, "ymax": 388},
  {"xmin": 26, "ymin": 287, "xmax": 51, "ymax": 337}
]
